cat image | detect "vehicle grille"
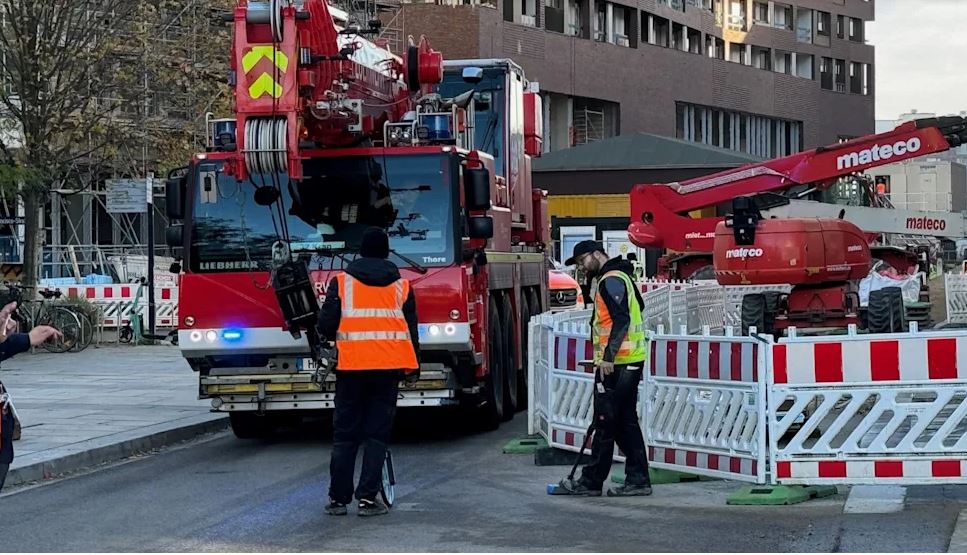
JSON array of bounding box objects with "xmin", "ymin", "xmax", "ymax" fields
[{"xmin": 550, "ymin": 288, "xmax": 578, "ymax": 308}]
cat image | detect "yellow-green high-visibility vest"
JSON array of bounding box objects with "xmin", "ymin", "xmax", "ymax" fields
[{"xmin": 592, "ymin": 270, "xmax": 647, "ymax": 364}]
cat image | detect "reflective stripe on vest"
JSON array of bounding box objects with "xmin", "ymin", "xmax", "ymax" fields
[
  {"xmin": 335, "ymin": 274, "xmax": 419, "ymax": 371},
  {"xmin": 591, "ymin": 270, "xmax": 647, "ymax": 364}
]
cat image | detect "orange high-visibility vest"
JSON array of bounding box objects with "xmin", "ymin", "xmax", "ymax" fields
[{"xmin": 335, "ymin": 274, "xmax": 419, "ymax": 372}]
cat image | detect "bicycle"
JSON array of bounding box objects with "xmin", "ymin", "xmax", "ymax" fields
[{"xmin": 0, "ymin": 282, "xmax": 91, "ymax": 353}]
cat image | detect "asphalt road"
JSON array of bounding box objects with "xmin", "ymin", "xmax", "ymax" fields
[{"xmin": 1, "ymin": 410, "xmax": 965, "ymax": 552}]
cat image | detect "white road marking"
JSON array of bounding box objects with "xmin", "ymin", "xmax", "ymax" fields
[{"xmin": 843, "ymin": 485, "xmax": 907, "ymax": 514}]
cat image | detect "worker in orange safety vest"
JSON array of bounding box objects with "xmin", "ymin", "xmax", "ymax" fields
[{"xmin": 317, "ymin": 227, "xmax": 420, "ymax": 517}]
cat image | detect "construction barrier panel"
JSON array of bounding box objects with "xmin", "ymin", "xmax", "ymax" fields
[
  {"xmin": 770, "ymin": 326, "xmax": 967, "ymax": 486},
  {"xmin": 645, "ymin": 325, "xmax": 768, "ymax": 484},
  {"xmin": 56, "ymin": 284, "xmax": 179, "ymax": 329},
  {"xmin": 945, "ymin": 274, "xmax": 967, "ymax": 325},
  {"xmin": 531, "ymin": 303, "xmax": 967, "ymax": 487}
]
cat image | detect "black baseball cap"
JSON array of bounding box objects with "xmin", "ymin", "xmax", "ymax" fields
[{"xmin": 565, "ymin": 240, "xmax": 605, "ymax": 266}]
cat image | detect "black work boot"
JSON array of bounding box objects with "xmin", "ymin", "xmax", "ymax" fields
[
  {"xmin": 358, "ymin": 498, "xmax": 390, "ymax": 517},
  {"xmin": 325, "ymin": 499, "xmax": 348, "ymax": 516},
  {"xmin": 552, "ymin": 478, "xmax": 603, "ymax": 496},
  {"xmin": 606, "ymin": 483, "xmax": 653, "ymax": 497}
]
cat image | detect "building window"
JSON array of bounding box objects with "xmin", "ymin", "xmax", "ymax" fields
[
  {"xmin": 706, "ymin": 34, "xmax": 725, "ymax": 59},
  {"xmin": 775, "ymin": 50, "xmax": 793, "ymax": 75},
  {"xmin": 774, "ymin": 3, "xmax": 793, "ymax": 30},
  {"xmin": 836, "ymin": 14, "xmax": 845, "ymax": 39},
  {"xmin": 729, "ymin": 43, "xmax": 748, "ymax": 65},
  {"xmin": 752, "ymin": 45, "xmax": 772, "ymax": 70},
  {"xmin": 794, "ymin": 53, "xmax": 814, "ymax": 79},
  {"xmin": 795, "ymin": 7, "xmax": 812, "ymax": 43},
  {"xmin": 545, "ymin": 0, "xmax": 565, "ymax": 33},
  {"xmin": 676, "ymin": 101, "xmax": 803, "ymax": 157},
  {"xmin": 672, "ymin": 22, "xmax": 685, "ymax": 50},
  {"xmin": 566, "ymin": 0, "xmax": 584, "ymax": 37},
  {"xmin": 752, "ymin": 1, "xmax": 769, "ymax": 25},
  {"xmin": 849, "ymin": 62, "xmax": 863, "ymax": 94},
  {"xmin": 687, "ymin": 27, "xmax": 702, "ymax": 54},
  {"xmin": 862, "ymin": 63, "xmax": 872, "ymax": 96},
  {"xmin": 834, "ymin": 58, "xmax": 846, "ymax": 92},
  {"xmin": 820, "ymin": 57, "xmax": 833, "ymax": 90},
  {"xmin": 728, "ymin": 0, "xmax": 746, "ymax": 31},
  {"xmin": 816, "ymin": 10, "xmax": 831, "ymax": 36},
  {"xmin": 849, "ymin": 17, "xmax": 864, "ymax": 42},
  {"xmin": 653, "ymin": 15, "xmax": 670, "ymax": 47},
  {"xmin": 572, "ymin": 97, "xmax": 619, "ymax": 146}
]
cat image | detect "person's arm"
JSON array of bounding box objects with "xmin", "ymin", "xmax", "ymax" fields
[
  {"xmin": 599, "ymin": 276, "xmax": 630, "ymax": 364},
  {"xmin": 316, "ymin": 280, "xmax": 341, "ymax": 341},
  {"xmin": 0, "ymin": 333, "xmax": 29, "ymax": 362},
  {"xmin": 402, "ymin": 288, "xmax": 420, "ymax": 367}
]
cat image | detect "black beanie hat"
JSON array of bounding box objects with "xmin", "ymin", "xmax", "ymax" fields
[{"xmin": 360, "ymin": 227, "xmax": 390, "ymax": 259}]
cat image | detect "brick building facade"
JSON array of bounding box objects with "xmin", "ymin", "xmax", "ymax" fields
[{"xmin": 394, "ymin": 0, "xmax": 876, "ymax": 156}]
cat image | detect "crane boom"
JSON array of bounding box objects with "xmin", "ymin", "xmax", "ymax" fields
[{"xmin": 628, "ymin": 116, "xmax": 967, "ymax": 254}]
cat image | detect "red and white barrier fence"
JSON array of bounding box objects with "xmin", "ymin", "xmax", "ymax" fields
[
  {"xmin": 53, "ymin": 283, "xmax": 179, "ymax": 329},
  {"xmin": 646, "ymin": 325, "xmax": 768, "ymax": 483},
  {"xmin": 770, "ymin": 325, "xmax": 967, "ymax": 486},
  {"xmin": 528, "ymin": 313, "xmax": 967, "ymax": 486}
]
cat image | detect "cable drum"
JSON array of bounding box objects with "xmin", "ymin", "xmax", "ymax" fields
[{"xmin": 244, "ymin": 117, "xmax": 288, "ymax": 176}]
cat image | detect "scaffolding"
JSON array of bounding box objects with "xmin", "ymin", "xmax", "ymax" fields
[{"xmin": 17, "ymin": 0, "xmax": 231, "ymax": 282}]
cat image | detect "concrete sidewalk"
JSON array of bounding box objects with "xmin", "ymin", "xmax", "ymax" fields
[{"xmin": 0, "ymin": 345, "xmax": 227, "ymax": 487}]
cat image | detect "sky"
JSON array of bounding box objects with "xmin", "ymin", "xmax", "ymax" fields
[{"xmin": 866, "ymin": 0, "xmax": 967, "ymax": 120}]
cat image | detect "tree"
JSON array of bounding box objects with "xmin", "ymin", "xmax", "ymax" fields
[{"xmin": 0, "ymin": 0, "xmax": 233, "ymax": 287}]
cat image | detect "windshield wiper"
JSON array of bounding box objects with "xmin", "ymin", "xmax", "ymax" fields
[{"xmin": 389, "ymin": 248, "xmax": 427, "ymax": 274}]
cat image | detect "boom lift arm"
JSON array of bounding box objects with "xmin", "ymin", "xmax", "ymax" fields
[{"xmin": 627, "ymin": 116, "xmax": 967, "ymax": 254}]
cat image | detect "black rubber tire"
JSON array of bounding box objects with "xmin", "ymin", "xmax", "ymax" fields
[
  {"xmin": 526, "ymin": 287, "xmax": 541, "ymax": 316},
  {"xmin": 500, "ymin": 292, "xmax": 518, "ymax": 419},
  {"xmin": 229, "ymin": 412, "xmax": 274, "ymax": 439},
  {"xmin": 868, "ymin": 286, "xmax": 906, "ymax": 333},
  {"xmin": 741, "ymin": 294, "xmax": 767, "ymax": 336},
  {"xmin": 761, "ymin": 291, "xmax": 780, "ymax": 336},
  {"xmin": 518, "ymin": 288, "xmax": 532, "ymax": 414},
  {"xmin": 478, "ymin": 296, "xmax": 505, "ymax": 430}
]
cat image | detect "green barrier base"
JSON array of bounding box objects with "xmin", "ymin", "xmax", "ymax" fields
[
  {"xmin": 612, "ymin": 468, "xmax": 718, "ymax": 486},
  {"xmin": 727, "ymin": 484, "xmax": 839, "ymax": 506},
  {"xmin": 503, "ymin": 435, "xmax": 548, "ymax": 454}
]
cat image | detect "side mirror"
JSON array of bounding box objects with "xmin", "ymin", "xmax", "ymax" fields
[
  {"xmin": 468, "ymin": 216, "xmax": 494, "ymax": 240},
  {"xmin": 165, "ymin": 177, "xmax": 185, "ymax": 220},
  {"xmin": 464, "ymin": 167, "xmax": 491, "ymax": 211},
  {"xmin": 169, "ymin": 260, "xmax": 182, "ymax": 274},
  {"xmin": 462, "ymin": 66, "xmax": 483, "ymax": 84},
  {"xmin": 166, "ymin": 224, "xmax": 184, "ymax": 248}
]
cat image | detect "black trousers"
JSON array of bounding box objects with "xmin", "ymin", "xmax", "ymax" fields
[
  {"xmin": 579, "ymin": 364, "xmax": 651, "ymax": 489},
  {"xmin": 329, "ymin": 370, "xmax": 400, "ymax": 504},
  {"xmin": 0, "ymin": 463, "xmax": 7, "ymax": 491}
]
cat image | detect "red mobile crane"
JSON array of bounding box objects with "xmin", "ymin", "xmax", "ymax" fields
[
  {"xmin": 163, "ymin": 0, "xmax": 549, "ymax": 438},
  {"xmin": 627, "ymin": 116, "xmax": 967, "ymax": 334},
  {"xmin": 628, "ymin": 116, "xmax": 967, "ymax": 280}
]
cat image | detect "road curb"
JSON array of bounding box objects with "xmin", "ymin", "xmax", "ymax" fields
[
  {"xmin": 947, "ymin": 509, "xmax": 967, "ymax": 553},
  {"xmin": 6, "ymin": 413, "xmax": 228, "ymax": 487}
]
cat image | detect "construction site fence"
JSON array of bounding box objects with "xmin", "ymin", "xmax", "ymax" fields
[
  {"xmin": 43, "ymin": 283, "xmax": 179, "ymax": 331},
  {"xmin": 529, "ymin": 304, "xmax": 967, "ymax": 486},
  {"xmin": 945, "ymin": 273, "xmax": 967, "ymax": 325}
]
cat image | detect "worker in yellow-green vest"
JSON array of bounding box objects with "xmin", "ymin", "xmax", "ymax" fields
[{"xmin": 558, "ymin": 241, "xmax": 652, "ymax": 497}]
